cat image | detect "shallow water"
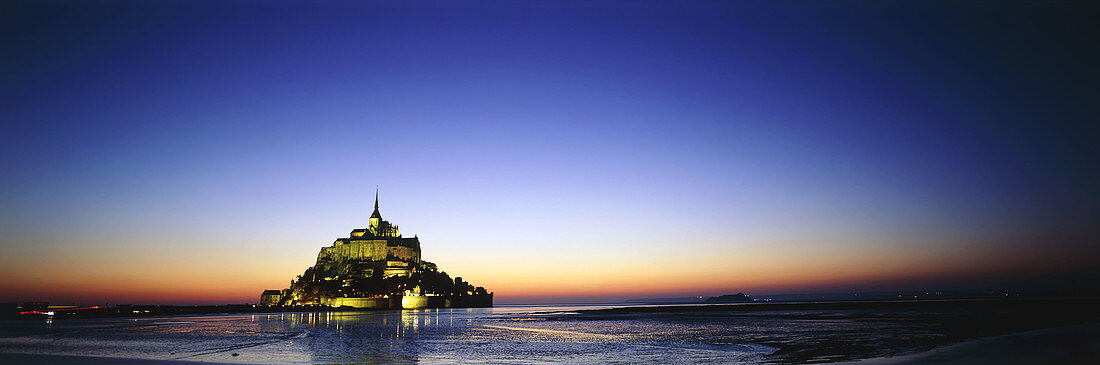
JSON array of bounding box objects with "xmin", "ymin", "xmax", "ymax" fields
[
  {"xmin": 0, "ymin": 300, "xmax": 1094, "ymax": 364},
  {"xmin": 0, "ymin": 305, "xmax": 771, "ymax": 364}
]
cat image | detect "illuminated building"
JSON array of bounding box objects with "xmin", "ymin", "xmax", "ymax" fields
[
  {"xmin": 261, "ymin": 189, "xmax": 492, "ymax": 309},
  {"xmin": 316, "ymin": 190, "xmax": 421, "ymax": 278},
  {"xmin": 259, "ymin": 290, "xmax": 282, "ymax": 306}
]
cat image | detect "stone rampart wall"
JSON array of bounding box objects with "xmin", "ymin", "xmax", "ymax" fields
[
  {"xmin": 318, "ymin": 239, "xmax": 388, "ymax": 262},
  {"xmin": 387, "ymin": 246, "xmax": 419, "ymax": 262},
  {"xmin": 324, "ymin": 295, "xmax": 490, "ymax": 309}
]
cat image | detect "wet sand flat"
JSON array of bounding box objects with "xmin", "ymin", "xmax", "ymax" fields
[
  {"xmin": 845, "ymin": 323, "xmax": 1100, "ymax": 364},
  {"xmin": 0, "ymin": 353, "xmax": 232, "ymax": 365},
  {"xmin": 1, "ymin": 300, "xmax": 1097, "ymax": 364}
]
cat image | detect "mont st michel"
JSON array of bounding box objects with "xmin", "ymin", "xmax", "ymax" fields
[
  {"xmin": 260, "ymin": 190, "xmax": 493, "ymax": 309},
  {"xmin": 4, "ymin": 1, "xmax": 1100, "ymax": 364}
]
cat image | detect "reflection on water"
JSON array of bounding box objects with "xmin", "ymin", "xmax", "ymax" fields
[
  {"xmin": 0, "ymin": 305, "xmax": 790, "ymax": 364},
  {"xmin": 1, "ymin": 301, "xmax": 1093, "ymax": 363}
]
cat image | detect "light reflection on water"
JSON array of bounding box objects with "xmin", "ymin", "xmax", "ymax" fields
[
  {"xmin": 3, "ymin": 301, "xmax": 1088, "ymax": 363},
  {"xmin": 0, "ymin": 305, "xmax": 777, "ymax": 364}
]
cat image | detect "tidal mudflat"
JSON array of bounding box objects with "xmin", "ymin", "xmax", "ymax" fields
[{"xmin": 1, "ymin": 299, "xmax": 1097, "ymax": 364}]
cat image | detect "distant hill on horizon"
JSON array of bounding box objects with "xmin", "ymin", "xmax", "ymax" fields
[
  {"xmin": 625, "ymin": 296, "xmax": 706, "ymax": 304},
  {"xmin": 705, "ymin": 293, "xmax": 753, "ymax": 303}
]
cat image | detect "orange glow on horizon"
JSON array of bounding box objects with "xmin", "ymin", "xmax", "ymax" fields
[{"xmin": 2, "ymin": 229, "xmax": 1095, "ymax": 305}]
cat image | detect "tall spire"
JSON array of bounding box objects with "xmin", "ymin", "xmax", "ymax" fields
[{"xmin": 371, "ymin": 185, "xmax": 382, "ymax": 219}]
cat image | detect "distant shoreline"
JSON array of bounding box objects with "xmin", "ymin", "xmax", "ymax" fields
[
  {"xmin": 569, "ymin": 297, "xmax": 1100, "ymax": 315},
  {"xmin": 11, "ymin": 296, "xmax": 1099, "ymax": 321}
]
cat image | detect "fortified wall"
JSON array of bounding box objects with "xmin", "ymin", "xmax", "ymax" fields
[
  {"xmin": 318, "ymin": 237, "xmax": 421, "ymax": 264},
  {"xmin": 322, "ymin": 295, "xmax": 492, "ymax": 309}
]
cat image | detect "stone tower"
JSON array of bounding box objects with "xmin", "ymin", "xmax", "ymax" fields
[{"xmin": 369, "ymin": 187, "xmax": 382, "ymax": 231}]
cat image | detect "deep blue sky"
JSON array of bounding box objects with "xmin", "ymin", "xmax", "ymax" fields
[{"xmin": 1, "ymin": 0, "xmax": 1098, "ymax": 303}]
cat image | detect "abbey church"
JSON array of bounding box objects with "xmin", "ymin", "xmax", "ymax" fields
[{"xmin": 317, "ymin": 190, "xmax": 421, "ymax": 278}]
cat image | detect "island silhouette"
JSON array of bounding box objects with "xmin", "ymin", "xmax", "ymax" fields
[{"xmin": 261, "ymin": 190, "xmax": 492, "ymax": 309}]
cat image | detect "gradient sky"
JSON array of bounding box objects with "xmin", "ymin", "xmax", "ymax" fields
[{"xmin": 2, "ymin": 0, "xmax": 1098, "ymax": 305}]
